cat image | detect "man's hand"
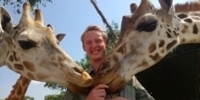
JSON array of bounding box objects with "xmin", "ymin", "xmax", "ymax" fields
[{"xmin": 85, "ymin": 84, "xmax": 109, "ymax": 100}]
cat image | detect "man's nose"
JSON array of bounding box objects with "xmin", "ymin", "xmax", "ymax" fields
[{"xmin": 91, "ymin": 42, "xmax": 98, "ymax": 48}]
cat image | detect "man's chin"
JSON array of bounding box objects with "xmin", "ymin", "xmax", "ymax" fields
[{"xmin": 91, "ymin": 56, "xmax": 103, "ymax": 61}]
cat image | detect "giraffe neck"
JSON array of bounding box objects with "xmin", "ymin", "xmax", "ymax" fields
[
  {"xmin": 117, "ymin": 12, "xmax": 200, "ymax": 81},
  {"xmin": 174, "ymin": 12, "xmax": 200, "ymax": 44},
  {"xmin": 5, "ymin": 76, "xmax": 31, "ymax": 100},
  {"xmin": 102, "ymin": 41, "xmax": 133, "ymax": 72}
]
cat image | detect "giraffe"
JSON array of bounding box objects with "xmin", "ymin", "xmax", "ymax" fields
[
  {"xmin": 6, "ymin": 0, "xmax": 200, "ymax": 95},
  {"xmin": 5, "ymin": 76, "xmax": 31, "ymax": 100},
  {"xmin": 89, "ymin": 0, "xmax": 200, "ymax": 94},
  {"xmin": 5, "ymin": 24, "xmax": 66, "ymax": 100},
  {"xmin": 0, "ymin": 1, "xmax": 93, "ymax": 93}
]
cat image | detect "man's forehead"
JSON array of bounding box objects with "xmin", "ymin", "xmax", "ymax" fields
[{"xmin": 84, "ymin": 32, "xmax": 103, "ymax": 40}]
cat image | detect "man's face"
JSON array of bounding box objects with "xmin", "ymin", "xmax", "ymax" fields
[{"xmin": 83, "ymin": 30, "xmax": 107, "ymax": 61}]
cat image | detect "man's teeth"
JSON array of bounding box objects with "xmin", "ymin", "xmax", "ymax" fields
[{"xmin": 92, "ymin": 50, "xmax": 99, "ymax": 54}]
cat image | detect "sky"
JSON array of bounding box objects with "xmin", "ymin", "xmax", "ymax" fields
[{"xmin": 0, "ymin": 0, "xmax": 190, "ymax": 100}]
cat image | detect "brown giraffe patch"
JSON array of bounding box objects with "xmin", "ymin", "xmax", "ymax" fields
[
  {"xmin": 22, "ymin": 77, "xmax": 30, "ymax": 86},
  {"xmin": 14, "ymin": 64, "xmax": 24, "ymax": 70},
  {"xmin": 177, "ymin": 27, "xmax": 179, "ymax": 31},
  {"xmin": 193, "ymin": 24, "xmax": 198, "ymax": 34},
  {"xmin": 161, "ymin": 19, "xmax": 164, "ymax": 22},
  {"xmin": 117, "ymin": 43, "xmax": 126, "ymax": 54},
  {"xmin": 27, "ymin": 72, "xmax": 35, "ymax": 79},
  {"xmin": 160, "ymin": 25, "xmax": 162, "ymax": 28},
  {"xmin": 113, "ymin": 55, "xmax": 119, "ymax": 62},
  {"xmin": 158, "ymin": 30, "xmax": 160, "ymax": 36},
  {"xmin": 159, "ymin": 40, "xmax": 165, "ymax": 47},
  {"xmin": 138, "ymin": 59, "xmax": 148, "ymax": 67},
  {"xmin": 160, "ymin": 49, "xmax": 164, "ymax": 53},
  {"xmin": 167, "ymin": 29, "xmax": 171, "ymax": 33},
  {"xmin": 37, "ymin": 73, "xmax": 49, "ymax": 79},
  {"xmin": 166, "ymin": 31, "xmax": 172, "ymax": 38},
  {"xmin": 173, "ymin": 30, "xmax": 178, "ymax": 36},
  {"xmin": 9, "ymin": 55, "xmax": 14, "ymax": 62},
  {"xmin": 181, "ymin": 38, "xmax": 186, "ymax": 42},
  {"xmin": 16, "ymin": 85, "xmax": 22, "ymax": 95},
  {"xmin": 57, "ymin": 56, "xmax": 65, "ymax": 61},
  {"xmin": 13, "ymin": 51, "xmax": 20, "ymax": 61},
  {"xmin": 12, "ymin": 96, "xmax": 19, "ymax": 100},
  {"xmin": 39, "ymin": 61, "xmax": 48, "ymax": 67},
  {"xmin": 184, "ymin": 18, "xmax": 193, "ymax": 23},
  {"xmin": 149, "ymin": 53, "xmax": 160, "ymax": 61},
  {"xmin": 166, "ymin": 24, "xmax": 169, "ymax": 27},
  {"xmin": 148, "ymin": 43, "xmax": 156, "ymax": 53},
  {"xmin": 177, "ymin": 13, "xmax": 188, "ymax": 19},
  {"xmin": 181, "ymin": 24, "xmax": 188, "ymax": 33},
  {"xmin": 23, "ymin": 61, "xmax": 35, "ymax": 71},
  {"xmin": 166, "ymin": 40, "xmax": 177, "ymax": 50},
  {"xmin": 4, "ymin": 37, "xmax": 13, "ymax": 45}
]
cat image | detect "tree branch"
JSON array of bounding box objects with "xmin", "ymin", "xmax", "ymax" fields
[{"xmin": 90, "ymin": 0, "xmax": 118, "ymax": 40}]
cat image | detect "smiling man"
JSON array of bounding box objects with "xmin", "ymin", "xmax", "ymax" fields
[{"xmin": 65, "ymin": 25, "xmax": 154, "ymax": 100}]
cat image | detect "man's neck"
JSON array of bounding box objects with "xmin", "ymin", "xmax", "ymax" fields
[{"xmin": 90, "ymin": 58, "xmax": 105, "ymax": 72}]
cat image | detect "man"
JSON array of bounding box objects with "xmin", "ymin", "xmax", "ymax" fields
[{"xmin": 65, "ymin": 25, "xmax": 154, "ymax": 100}]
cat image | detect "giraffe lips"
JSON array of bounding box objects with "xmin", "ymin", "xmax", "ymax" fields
[{"xmin": 66, "ymin": 71, "xmax": 93, "ymax": 87}]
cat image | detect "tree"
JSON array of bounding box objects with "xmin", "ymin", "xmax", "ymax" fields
[
  {"xmin": 24, "ymin": 96, "xmax": 34, "ymax": 100},
  {"xmin": 0, "ymin": 0, "xmax": 52, "ymax": 14},
  {"xmin": 44, "ymin": 93, "xmax": 64, "ymax": 100}
]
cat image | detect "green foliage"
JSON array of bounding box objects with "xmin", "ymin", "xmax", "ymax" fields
[
  {"xmin": 44, "ymin": 21, "xmax": 120, "ymax": 91},
  {"xmin": 44, "ymin": 82, "xmax": 66, "ymax": 91},
  {"xmin": 106, "ymin": 21, "xmax": 120, "ymax": 53},
  {"xmin": 0, "ymin": 0, "xmax": 52, "ymax": 14},
  {"xmin": 75, "ymin": 55, "xmax": 90, "ymax": 70},
  {"xmin": 44, "ymin": 94, "xmax": 64, "ymax": 100},
  {"xmin": 24, "ymin": 96, "xmax": 34, "ymax": 100}
]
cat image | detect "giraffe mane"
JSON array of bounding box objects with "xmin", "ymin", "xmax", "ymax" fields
[{"xmin": 175, "ymin": 1, "xmax": 200, "ymax": 13}]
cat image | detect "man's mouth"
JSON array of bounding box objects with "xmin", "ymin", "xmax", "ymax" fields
[{"xmin": 91, "ymin": 50, "xmax": 100, "ymax": 54}]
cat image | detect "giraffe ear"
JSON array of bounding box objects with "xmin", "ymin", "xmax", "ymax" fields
[
  {"xmin": 159, "ymin": 0, "xmax": 174, "ymax": 15},
  {"xmin": 56, "ymin": 33, "xmax": 66, "ymax": 42},
  {"xmin": 0, "ymin": 7, "xmax": 13, "ymax": 33}
]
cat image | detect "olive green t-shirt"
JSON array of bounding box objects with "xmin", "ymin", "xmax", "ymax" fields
[{"xmin": 64, "ymin": 67, "xmax": 154, "ymax": 100}]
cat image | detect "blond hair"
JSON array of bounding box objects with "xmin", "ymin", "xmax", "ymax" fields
[{"xmin": 81, "ymin": 24, "xmax": 108, "ymax": 43}]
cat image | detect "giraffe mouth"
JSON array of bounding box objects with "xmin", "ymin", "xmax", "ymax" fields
[{"xmin": 65, "ymin": 70, "xmax": 93, "ymax": 88}]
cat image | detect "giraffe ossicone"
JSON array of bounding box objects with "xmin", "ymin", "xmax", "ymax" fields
[{"xmin": 0, "ymin": 2, "xmax": 93, "ymax": 92}]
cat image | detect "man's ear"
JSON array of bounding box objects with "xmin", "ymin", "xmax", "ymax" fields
[
  {"xmin": 106, "ymin": 40, "xmax": 109, "ymax": 48},
  {"xmin": 82, "ymin": 44, "xmax": 86, "ymax": 52}
]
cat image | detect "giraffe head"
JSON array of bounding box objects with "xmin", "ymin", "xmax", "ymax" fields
[
  {"xmin": 92, "ymin": 0, "xmax": 184, "ymax": 93},
  {"xmin": 0, "ymin": 2, "xmax": 93, "ymax": 89},
  {"xmin": 116, "ymin": 0, "xmax": 180, "ymax": 74}
]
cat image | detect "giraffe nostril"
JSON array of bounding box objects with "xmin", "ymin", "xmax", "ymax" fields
[{"xmin": 73, "ymin": 67, "xmax": 83, "ymax": 74}]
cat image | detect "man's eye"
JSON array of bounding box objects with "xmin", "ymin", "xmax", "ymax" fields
[
  {"xmin": 86, "ymin": 42, "xmax": 92, "ymax": 45},
  {"xmin": 96, "ymin": 40, "xmax": 102, "ymax": 43}
]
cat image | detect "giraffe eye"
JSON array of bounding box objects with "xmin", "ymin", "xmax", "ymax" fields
[
  {"xmin": 18, "ymin": 40, "xmax": 36, "ymax": 50},
  {"xmin": 137, "ymin": 20, "xmax": 157, "ymax": 32}
]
